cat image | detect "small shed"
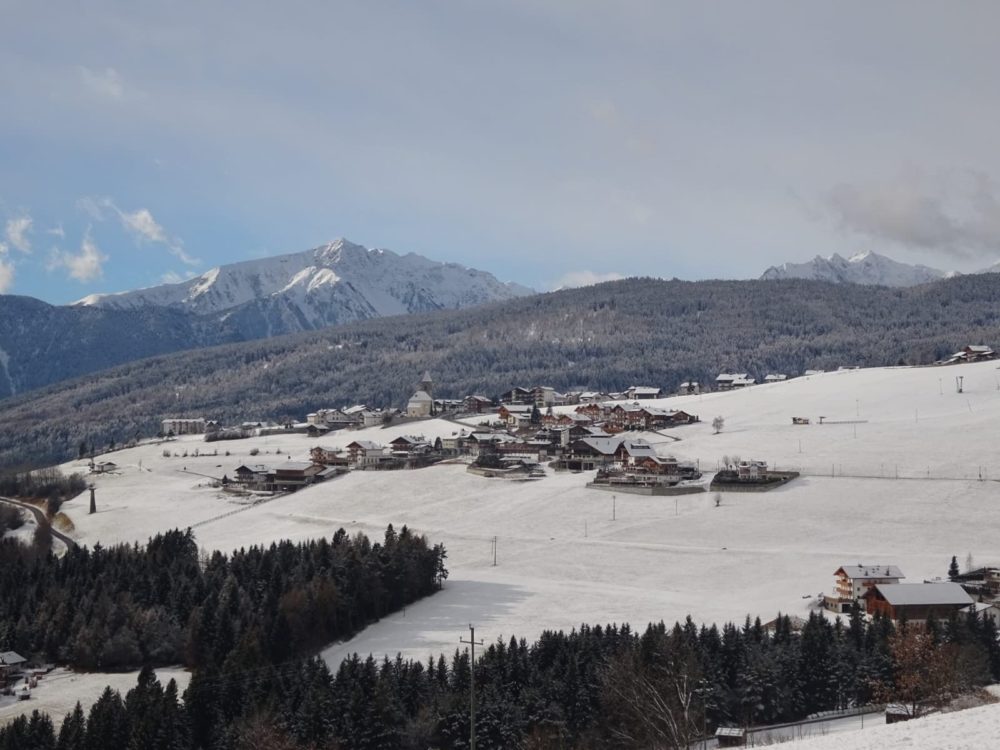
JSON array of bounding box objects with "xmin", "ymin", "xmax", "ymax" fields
[
  {"xmin": 885, "ymin": 703, "xmax": 914, "ymax": 724},
  {"xmin": 715, "ymin": 726, "xmax": 746, "ymax": 747}
]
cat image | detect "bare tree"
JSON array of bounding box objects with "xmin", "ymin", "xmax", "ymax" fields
[
  {"xmin": 712, "ymin": 416, "xmax": 724, "ymax": 434},
  {"xmin": 600, "ymin": 644, "xmax": 703, "ymax": 749},
  {"xmin": 872, "ymin": 630, "xmax": 959, "ymax": 719}
]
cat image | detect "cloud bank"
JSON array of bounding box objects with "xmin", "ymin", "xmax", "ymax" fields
[{"xmin": 827, "ymin": 171, "xmax": 1000, "ymax": 260}]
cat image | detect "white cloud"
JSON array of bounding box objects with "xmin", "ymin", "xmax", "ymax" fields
[
  {"xmin": 826, "ymin": 170, "xmax": 1000, "ymax": 260},
  {"xmin": 0, "ymin": 258, "xmax": 13, "ymax": 293},
  {"xmin": 79, "ymin": 196, "xmax": 200, "ymax": 266},
  {"xmin": 50, "ymin": 236, "xmax": 108, "ymax": 282},
  {"xmin": 46, "ymin": 223, "xmax": 66, "ymax": 239},
  {"xmin": 551, "ymin": 270, "xmax": 626, "ymax": 290},
  {"xmin": 5, "ymin": 216, "xmax": 32, "ymax": 253},
  {"xmin": 79, "ymin": 66, "xmax": 124, "ymax": 100}
]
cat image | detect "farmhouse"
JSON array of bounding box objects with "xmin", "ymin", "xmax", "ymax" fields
[
  {"xmin": 0, "ymin": 651, "xmax": 26, "ymax": 687},
  {"xmin": 498, "ymin": 404, "xmax": 535, "ymax": 430},
  {"xmin": 764, "ymin": 373, "xmax": 788, "ymax": 383},
  {"xmin": 389, "ymin": 435, "xmax": 433, "ymax": 456},
  {"xmin": 463, "ymin": 395, "xmax": 494, "ymax": 413},
  {"xmin": 161, "ymin": 417, "xmax": 208, "ymax": 435},
  {"xmin": 716, "ymin": 373, "xmax": 755, "ymax": 390},
  {"xmin": 345, "ymin": 440, "xmax": 388, "ymax": 467},
  {"xmin": 309, "ymin": 446, "xmax": 351, "ymax": 467},
  {"xmin": 825, "ymin": 564, "xmax": 905, "ymax": 613},
  {"xmin": 676, "ymin": 381, "xmax": 700, "ymax": 395},
  {"xmin": 863, "ymin": 582, "xmax": 973, "ymax": 621},
  {"xmin": 498, "ymin": 386, "xmax": 533, "ymax": 405},
  {"xmin": 232, "ymin": 462, "xmax": 326, "ymax": 492},
  {"xmin": 950, "ymin": 566, "xmax": 1000, "ymax": 599},
  {"xmin": 943, "ymin": 345, "xmax": 997, "ymax": 365},
  {"xmin": 625, "ymin": 385, "xmax": 662, "ymax": 400},
  {"xmin": 736, "ymin": 460, "xmax": 767, "ymax": 480}
]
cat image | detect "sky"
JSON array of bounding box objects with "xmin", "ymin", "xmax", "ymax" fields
[{"xmin": 3, "ymin": 1, "xmax": 1000, "ymax": 303}]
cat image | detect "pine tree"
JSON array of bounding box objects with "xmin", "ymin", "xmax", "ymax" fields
[
  {"xmin": 948, "ymin": 555, "xmax": 960, "ymax": 579},
  {"xmin": 56, "ymin": 703, "xmax": 86, "ymax": 750}
]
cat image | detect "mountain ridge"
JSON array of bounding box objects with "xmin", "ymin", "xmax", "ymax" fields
[
  {"xmin": 0, "ymin": 239, "xmax": 532, "ymax": 399},
  {"xmin": 76, "ymin": 238, "xmax": 533, "ymax": 325},
  {"xmin": 760, "ymin": 250, "xmax": 958, "ymax": 287}
]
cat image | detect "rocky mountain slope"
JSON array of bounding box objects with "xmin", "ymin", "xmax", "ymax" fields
[
  {"xmin": 76, "ymin": 238, "xmax": 533, "ymax": 337},
  {"xmin": 760, "ymin": 250, "xmax": 955, "ymax": 286},
  {"xmin": 0, "ymin": 240, "xmax": 531, "ymax": 398}
]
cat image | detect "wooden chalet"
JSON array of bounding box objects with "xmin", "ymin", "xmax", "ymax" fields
[
  {"xmin": 863, "ymin": 583, "xmax": 972, "ymax": 621},
  {"xmin": 309, "ymin": 446, "xmax": 351, "ymax": 467},
  {"xmin": 463, "ymin": 395, "xmax": 494, "ymax": 413},
  {"xmin": 498, "ymin": 386, "xmax": 533, "ymax": 405},
  {"xmin": 345, "ymin": 440, "xmax": 388, "ymax": 467},
  {"xmin": 389, "ymin": 435, "xmax": 433, "ymax": 456},
  {"xmin": 498, "ymin": 404, "xmax": 535, "ymax": 429},
  {"xmin": 825, "ymin": 564, "xmax": 904, "ymax": 613}
]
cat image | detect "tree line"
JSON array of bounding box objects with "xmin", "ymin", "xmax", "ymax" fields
[
  {"xmin": 0, "ymin": 525, "xmax": 447, "ymax": 672},
  {"xmin": 3, "ymin": 607, "xmax": 998, "ymax": 749}
]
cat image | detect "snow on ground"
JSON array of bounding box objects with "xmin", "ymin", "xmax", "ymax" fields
[
  {"xmin": 55, "ymin": 360, "xmax": 1000, "ymax": 671},
  {"xmin": 778, "ymin": 702, "xmax": 1000, "ymax": 749},
  {"xmin": 0, "ymin": 667, "xmax": 189, "ymax": 727}
]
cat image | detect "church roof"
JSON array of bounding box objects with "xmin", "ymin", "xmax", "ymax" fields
[
  {"xmin": 409, "ymin": 390, "xmax": 433, "ymax": 403},
  {"xmin": 420, "ymin": 371, "xmax": 433, "ymax": 382}
]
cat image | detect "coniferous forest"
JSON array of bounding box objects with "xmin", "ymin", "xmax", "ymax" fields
[
  {"xmin": 7, "ymin": 274, "xmax": 1000, "ymax": 469},
  {"xmin": 2, "ymin": 517, "xmax": 998, "ymax": 750}
]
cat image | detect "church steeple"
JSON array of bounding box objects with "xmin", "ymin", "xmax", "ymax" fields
[{"xmin": 419, "ymin": 371, "xmax": 433, "ymax": 398}]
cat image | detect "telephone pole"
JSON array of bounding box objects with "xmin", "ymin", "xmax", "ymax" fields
[{"xmin": 460, "ymin": 624, "xmax": 484, "ymax": 750}]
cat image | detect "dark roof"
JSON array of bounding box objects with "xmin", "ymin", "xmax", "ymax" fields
[{"xmin": 869, "ymin": 583, "xmax": 972, "ymax": 607}]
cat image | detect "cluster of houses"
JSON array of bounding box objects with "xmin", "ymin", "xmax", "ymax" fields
[{"xmin": 823, "ymin": 564, "xmax": 1000, "ymax": 624}]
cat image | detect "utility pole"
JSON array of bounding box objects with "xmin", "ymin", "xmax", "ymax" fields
[
  {"xmin": 460, "ymin": 624, "xmax": 484, "ymax": 750},
  {"xmin": 491, "ymin": 536, "xmax": 497, "ymax": 566},
  {"xmin": 612, "ymin": 494, "xmax": 616, "ymax": 521},
  {"xmin": 88, "ymin": 484, "xmax": 96, "ymax": 515}
]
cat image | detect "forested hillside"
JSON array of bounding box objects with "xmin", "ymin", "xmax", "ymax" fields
[{"xmin": 4, "ymin": 275, "xmax": 1000, "ymax": 469}]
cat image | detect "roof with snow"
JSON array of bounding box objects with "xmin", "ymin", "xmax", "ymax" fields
[
  {"xmin": 347, "ymin": 440, "xmax": 383, "ymax": 451},
  {"xmin": 837, "ymin": 564, "xmax": 904, "ymax": 580},
  {"xmin": 0, "ymin": 651, "xmax": 26, "ymax": 666},
  {"xmin": 618, "ymin": 440, "xmax": 657, "ymax": 458},
  {"xmin": 577, "ymin": 436, "xmax": 626, "ymax": 455},
  {"xmin": 868, "ymin": 582, "xmax": 972, "ymax": 606},
  {"xmin": 408, "ymin": 390, "xmax": 433, "ymax": 403},
  {"xmin": 715, "ymin": 727, "xmax": 745, "ymax": 737}
]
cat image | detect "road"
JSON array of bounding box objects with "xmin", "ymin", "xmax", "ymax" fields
[{"xmin": 0, "ymin": 496, "xmax": 77, "ymax": 550}]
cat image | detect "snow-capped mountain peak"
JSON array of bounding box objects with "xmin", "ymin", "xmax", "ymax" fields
[
  {"xmin": 761, "ymin": 251, "xmax": 954, "ymax": 287},
  {"xmin": 74, "ymin": 238, "xmax": 534, "ymax": 334}
]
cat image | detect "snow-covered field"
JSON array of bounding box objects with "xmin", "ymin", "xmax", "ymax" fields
[
  {"xmin": 781, "ymin": 702, "xmax": 1000, "ymax": 749},
  {"xmin": 0, "ymin": 667, "xmax": 189, "ymax": 726},
  {"xmin": 13, "ymin": 360, "xmax": 998, "ymax": 732}
]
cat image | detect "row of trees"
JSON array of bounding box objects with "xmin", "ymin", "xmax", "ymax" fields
[
  {"xmin": 0, "ymin": 525, "xmax": 447, "ymax": 672},
  {"xmin": 3, "ymin": 608, "xmax": 997, "ymax": 749}
]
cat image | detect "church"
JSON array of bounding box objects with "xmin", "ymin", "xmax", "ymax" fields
[{"xmin": 406, "ymin": 371, "xmax": 435, "ymax": 418}]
